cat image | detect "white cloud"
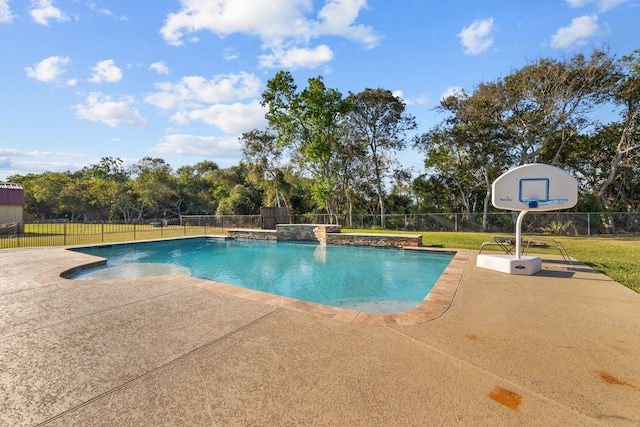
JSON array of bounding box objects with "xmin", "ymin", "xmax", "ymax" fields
[
  {"xmin": 160, "ymin": 0, "xmax": 313, "ymax": 46},
  {"xmin": 89, "ymin": 59, "xmax": 123, "ymax": 83},
  {"xmin": 565, "ymin": 0, "xmax": 627, "ymax": 12},
  {"xmin": 0, "ymin": 148, "xmax": 86, "ymax": 158},
  {"xmin": 258, "ymin": 44, "xmax": 334, "ymax": 69},
  {"xmin": 170, "ymin": 100, "xmax": 268, "ymax": 134},
  {"xmin": 87, "ymin": 1, "xmax": 111, "ymax": 16},
  {"xmin": 0, "ymin": 148, "xmax": 90, "ymax": 180},
  {"xmin": 0, "ymin": 158, "xmax": 88, "ymax": 179},
  {"xmin": 312, "ymin": 0, "xmax": 379, "ymax": 48},
  {"xmin": 0, "ymin": 156, "xmax": 12, "ymax": 171},
  {"xmin": 408, "ymin": 94, "xmax": 431, "ymax": 106},
  {"xmin": 24, "ymin": 56, "xmax": 70, "ymax": 83},
  {"xmin": 149, "ymin": 61, "xmax": 169, "ymax": 75},
  {"xmin": 87, "ymin": 1, "xmax": 128, "ymax": 20},
  {"xmin": 145, "ymin": 72, "xmax": 261, "ymax": 110},
  {"xmin": 29, "ymin": 0, "xmax": 69, "ymax": 26},
  {"xmin": 551, "ymin": 15, "xmax": 599, "ymax": 49},
  {"xmin": 73, "ymin": 92, "xmax": 148, "ymax": 127},
  {"xmin": 1, "ymin": 0, "xmax": 14, "ymax": 23},
  {"xmin": 458, "ymin": 18, "xmax": 495, "ymax": 55},
  {"xmin": 151, "ymin": 134, "xmax": 242, "ymax": 158},
  {"xmin": 440, "ymin": 86, "xmax": 463, "ymax": 100},
  {"xmin": 159, "ymin": 0, "xmax": 379, "ymax": 69},
  {"xmin": 393, "ymin": 90, "xmax": 431, "ymax": 106},
  {"xmin": 223, "ymin": 48, "xmax": 239, "ymax": 61}
]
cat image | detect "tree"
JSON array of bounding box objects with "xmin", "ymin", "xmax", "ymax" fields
[
  {"xmin": 594, "ymin": 50, "xmax": 640, "ymax": 210},
  {"xmin": 343, "ymin": 88, "xmax": 417, "ymax": 228},
  {"xmin": 416, "ymin": 49, "xmax": 623, "ymax": 223},
  {"xmin": 416, "ymin": 128, "xmax": 484, "ymax": 221},
  {"xmin": 240, "ymin": 129, "xmax": 286, "ymax": 207},
  {"xmin": 415, "ymin": 83, "xmax": 512, "ymax": 230},
  {"xmin": 74, "ymin": 157, "xmax": 139, "ymax": 222},
  {"xmin": 23, "ymin": 172, "xmax": 73, "ymax": 219},
  {"xmin": 331, "ymin": 129, "xmax": 369, "ymax": 226},
  {"xmin": 129, "ymin": 157, "xmax": 177, "ymax": 221},
  {"xmin": 261, "ymin": 71, "xmax": 350, "ymax": 219},
  {"xmin": 502, "ymin": 49, "xmax": 618, "ymax": 165},
  {"xmin": 175, "ymin": 160, "xmax": 220, "ymax": 215},
  {"xmin": 80, "ymin": 157, "xmax": 128, "ymax": 182},
  {"xmin": 215, "ymin": 184, "xmax": 261, "ymax": 215},
  {"xmin": 76, "ymin": 157, "xmax": 130, "ymax": 221},
  {"xmin": 564, "ymin": 125, "xmax": 639, "ymax": 212},
  {"xmin": 412, "ymin": 174, "xmax": 456, "ymax": 213},
  {"xmin": 58, "ymin": 179, "xmax": 95, "ymax": 221}
]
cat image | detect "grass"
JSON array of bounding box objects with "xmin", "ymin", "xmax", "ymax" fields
[{"xmin": 344, "ymin": 229, "xmax": 640, "ymax": 294}]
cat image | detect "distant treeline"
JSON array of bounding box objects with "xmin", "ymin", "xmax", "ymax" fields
[{"xmin": 8, "ymin": 49, "xmax": 639, "ymax": 230}]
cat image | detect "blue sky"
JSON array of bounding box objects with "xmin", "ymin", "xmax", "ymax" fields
[{"xmin": 0, "ymin": 0, "xmax": 637, "ymax": 181}]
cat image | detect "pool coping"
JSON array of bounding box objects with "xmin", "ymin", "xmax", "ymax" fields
[
  {"xmin": 52, "ymin": 238, "xmax": 470, "ymax": 326},
  {"xmin": 185, "ymin": 246, "xmax": 470, "ymax": 326}
]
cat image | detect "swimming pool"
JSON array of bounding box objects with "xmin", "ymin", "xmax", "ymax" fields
[{"xmin": 69, "ymin": 237, "xmax": 454, "ymax": 314}]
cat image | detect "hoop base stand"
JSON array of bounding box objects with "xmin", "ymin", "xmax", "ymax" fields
[
  {"xmin": 476, "ymin": 253, "xmax": 542, "ymax": 275},
  {"xmin": 477, "ymin": 210, "xmax": 542, "ymax": 276}
]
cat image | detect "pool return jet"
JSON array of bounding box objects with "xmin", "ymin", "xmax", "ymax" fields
[{"xmin": 477, "ymin": 163, "xmax": 578, "ymax": 275}]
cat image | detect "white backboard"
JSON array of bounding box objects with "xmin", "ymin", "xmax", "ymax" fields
[{"xmin": 492, "ymin": 164, "xmax": 578, "ymax": 211}]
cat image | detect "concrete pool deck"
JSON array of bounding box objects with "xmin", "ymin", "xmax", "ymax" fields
[{"xmin": 1, "ymin": 246, "xmax": 640, "ymax": 426}]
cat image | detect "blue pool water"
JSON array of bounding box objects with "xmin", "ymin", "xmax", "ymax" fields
[{"xmin": 69, "ymin": 237, "xmax": 453, "ymax": 313}]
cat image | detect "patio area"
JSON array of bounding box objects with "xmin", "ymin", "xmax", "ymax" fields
[{"xmin": 1, "ymin": 244, "xmax": 639, "ymax": 426}]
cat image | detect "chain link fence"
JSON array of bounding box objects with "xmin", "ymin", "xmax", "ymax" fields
[
  {"xmin": 1, "ymin": 212, "xmax": 637, "ymax": 249},
  {"xmin": 290, "ymin": 212, "xmax": 640, "ymax": 236}
]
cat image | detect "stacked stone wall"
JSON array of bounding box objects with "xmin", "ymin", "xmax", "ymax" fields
[
  {"xmin": 226, "ymin": 229, "xmax": 277, "ymax": 240},
  {"xmin": 325, "ymin": 233, "xmax": 422, "ymax": 248},
  {"xmin": 226, "ymin": 224, "xmax": 422, "ymax": 248},
  {"xmin": 275, "ymin": 224, "xmax": 341, "ymax": 242}
]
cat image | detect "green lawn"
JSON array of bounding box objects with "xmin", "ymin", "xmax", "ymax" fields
[{"xmin": 344, "ymin": 229, "xmax": 640, "ymax": 294}]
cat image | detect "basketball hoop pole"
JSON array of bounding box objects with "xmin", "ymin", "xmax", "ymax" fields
[{"xmin": 515, "ymin": 210, "xmax": 529, "ymax": 260}]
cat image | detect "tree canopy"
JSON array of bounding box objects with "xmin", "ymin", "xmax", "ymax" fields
[{"xmin": 8, "ymin": 49, "xmax": 640, "ymax": 225}]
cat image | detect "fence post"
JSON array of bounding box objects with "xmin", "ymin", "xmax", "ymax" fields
[
  {"xmin": 64, "ymin": 222, "xmax": 67, "ymax": 246},
  {"xmin": 587, "ymin": 212, "xmax": 591, "ymax": 236},
  {"xmin": 454, "ymin": 214, "xmax": 458, "ymax": 232},
  {"xmin": 101, "ymin": 223, "xmax": 104, "ymax": 242}
]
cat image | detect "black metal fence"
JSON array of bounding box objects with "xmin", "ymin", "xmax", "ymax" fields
[
  {"xmin": 179, "ymin": 215, "xmax": 261, "ymax": 229},
  {"xmin": 0, "ymin": 222, "xmax": 219, "ymax": 249},
  {"xmin": 1, "ymin": 212, "xmax": 638, "ymax": 249}
]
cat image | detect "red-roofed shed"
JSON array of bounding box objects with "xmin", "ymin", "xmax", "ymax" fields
[{"xmin": 0, "ymin": 183, "xmax": 25, "ymax": 224}]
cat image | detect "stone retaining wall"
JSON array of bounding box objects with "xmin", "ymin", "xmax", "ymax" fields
[
  {"xmin": 226, "ymin": 229, "xmax": 277, "ymax": 240},
  {"xmin": 325, "ymin": 233, "xmax": 422, "ymax": 248},
  {"xmin": 226, "ymin": 224, "xmax": 422, "ymax": 248},
  {"xmin": 276, "ymin": 224, "xmax": 341, "ymax": 242}
]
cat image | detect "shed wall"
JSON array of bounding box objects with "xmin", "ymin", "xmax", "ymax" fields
[{"xmin": 0, "ymin": 205, "xmax": 23, "ymax": 224}]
